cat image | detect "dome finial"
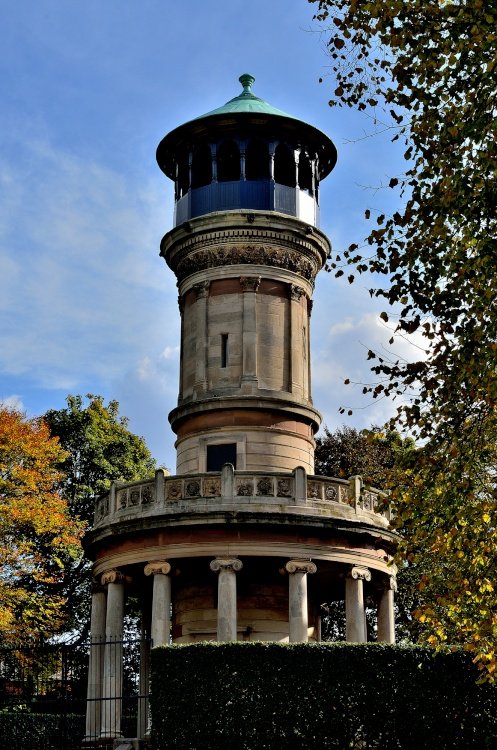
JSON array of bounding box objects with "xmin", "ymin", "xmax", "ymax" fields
[{"xmin": 239, "ymin": 73, "xmax": 255, "ymax": 94}]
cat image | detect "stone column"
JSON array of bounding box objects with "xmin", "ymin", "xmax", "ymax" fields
[
  {"xmin": 84, "ymin": 582, "xmax": 106, "ymax": 741},
  {"xmin": 100, "ymin": 570, "xmax": 125, "ymax": 739},
  {"xmin": 377, "ymin": 575, "xmax": 397, "ymax": 643},
  {"xmin": 144, "ymin": 561, "xmax": 172, "ymax": 648},
  {"xmin": 210, "ymin": 558, "xmax": 243, "ymax": 641},
  {"xmin": 289, "ymin": 285, "xmax": 305, "ymax": 399},
  {"xmin": 240, "ymin": 276, "xmax": 260, "ymax": 391},
  {"xmin": 285, "ymin": 560, "xmax": 317, "ymax": 642},
  {"xmin": 193, "ymin": 281, "xmax": 209, "ymax": 397},
  {"xmin": 345, "ymin": 565, "xmax": 371, "ymax": 643}
]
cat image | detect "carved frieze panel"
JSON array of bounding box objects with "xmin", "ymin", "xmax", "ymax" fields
[
  {"xmin": 308, "ymin": 481, "xmax": 322, "ymax": 500},
  {"xmin": 166, "ymin": 481, "xmax": 182, "ymax": 502},
  {"xmin": 185, "ymin": 480, "xmax": 201, "ymax": 498},
  {"xmin": 203, "ymin": 478, "xmax": 221, "ymax": 497},
  {"xmin": 142, "ymin": 486, "xmax": 154, "ymax": 504},
  {"xmin": 236, "ymin": 480, "xmax": 254, "ymax": 497},
  {"xmin": 256, "ymin": 477, "xmax": 273, "ymax": 496},
  {"xmin": 277, "ymin": 478, "xmax": 292, "ymax": 497},
  {"xmin": 118, "ymin": 490, "xmax": 128, "ymax": 510},
  {"xmin": 324, "ymin": 484, "xmax": 338, "ymax": 502}
]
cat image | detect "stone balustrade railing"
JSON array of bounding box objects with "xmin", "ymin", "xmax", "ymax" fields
[{"xmin": 93, "ymin": 465, "xmax": 390, "ymax": 528}]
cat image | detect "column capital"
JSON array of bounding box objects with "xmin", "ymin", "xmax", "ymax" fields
[
  {"xmin": 239, "ymin": 276, "xmax": 261, "ymax": 293},
  {"xmin": 289, "ymin": 284, "xmax": 306, "ymax": 302},
  {"xmin": 101, "ymin": 569, "xmax": 126, "ymax": 586},
  {"xmin": 349, "ymin": 565, "xmax": 371, "ymax": 582},
  {"xmin": 383, "ymin": 574, "xmax": 397, "ymax": 592},
  {"xmin": 144, "ymin": 561, "xmax": 171, "ymax": 577},
  {"xmin": 210, "ymin": 558, "xmax": 243, "ymax": 573},
  {"xmin": 285, "ymin": 559, "xmax": 317, "ymax": 575},
  {"xmin": 90, "ymin": 579, "xmax": 106, "ymax": 595},
  {"xmin": 193, "ymin": 281, "xmax": 209, "ymax": 299}
]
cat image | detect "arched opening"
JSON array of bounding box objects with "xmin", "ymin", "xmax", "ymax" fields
[
  {"xmin": 177, "ymin": 149, "xmax": 190, "ymax": 198},
  {"xmin": 298, "ymin": 151, "xmax": 313, "ymax": 195},
  {"xmin": 274, "ymin": 143, "xmax": 295, "ymax": 188},
  {"xmin": 191, "ymin": 143, "xmax": 212, "ymax": 189},
  {"xmin": 217, "ymin": 140, "xmax": 240, "ymax": 182},
  {"xmin": 246, "ymin": 139, "xmax": 269, "ymax": 180}
]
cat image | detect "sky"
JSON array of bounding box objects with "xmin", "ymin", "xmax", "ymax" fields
[{"xmin": 0, "ymin": 0, "xmax": 413, "ymax": 471}]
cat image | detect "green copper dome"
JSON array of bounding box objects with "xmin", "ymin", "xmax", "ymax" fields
[{"xmin": 196, "ymin": 74, "xmax": 297, "ymax": 120}]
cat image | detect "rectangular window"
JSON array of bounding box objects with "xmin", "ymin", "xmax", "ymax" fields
[
  {"xmin": 221, "ymin": 333, "xmax": 229, "ymax": 368},
  {"xmin": 207, "ymin": 443, "xmax": 237, "ymax": 471}
]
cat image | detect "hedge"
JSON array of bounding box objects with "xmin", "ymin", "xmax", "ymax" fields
[
  {"xmin": 0, "ymin": 710, "xmax": 85, "ymax": 750},
  {"xmin": 150, "ymin": 642, "xmax": 497, "ymax": 750}
]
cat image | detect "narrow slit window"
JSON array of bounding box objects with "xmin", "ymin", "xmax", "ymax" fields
[{"xmin": 221, "ymin": 334, "xmax": 229, "ymax": 368}]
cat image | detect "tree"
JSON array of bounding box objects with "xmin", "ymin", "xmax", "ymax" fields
[
  {"xmin": 309, "ymin": 0, "xmax": 497, "ymax": 679},
  {"xmin": 315, "ymin": 425, "xmax": 418, "ymax": 642},
  {"xmin": 314, "ymin": 425, "xmax": 413, "ymax": 488},
  {"xmin": 0, "ymin": 407, "xmax": 83, "ymax": 642},
  {"xmin": 43, "ymin": 394, "xmax": 156, "ymax": 636}
]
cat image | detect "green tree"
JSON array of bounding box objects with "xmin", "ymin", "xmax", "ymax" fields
[
  {"xmin": 310, "ymin": 0, "xmax": 497, "ymax": 679},
  {"xmin": 0, "ymin": 406, "xmax": 83, "ymax": 641},
  {"xmin": 314, "ymin": 425, "xmax": 413, "ymax": 488},
  {"xmin": 44, "ymin": 394, "xmax": 156, "ymax": 636}
]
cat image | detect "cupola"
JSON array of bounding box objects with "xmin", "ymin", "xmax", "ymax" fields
[{"xmin": 157, "ymin": 74, "xmax": 337, "ymax": 227}]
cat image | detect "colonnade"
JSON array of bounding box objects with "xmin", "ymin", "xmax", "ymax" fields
[{"xmin": 84, "ymin": 558, "xmax": 396, "ymax": 741}]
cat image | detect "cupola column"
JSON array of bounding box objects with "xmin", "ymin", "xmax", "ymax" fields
[
  {"xmin": 210, "ymin": 558, "xmax": 243, "ymax": 641},
  {"xmin": 84, "ymin": 582, "xmax": 106, "ymax": 740},
  {"xmin": 285, "ymin": 560, "xmax": 317, "ymax": 642},
  {"xmin": 377, "ymin": 575, "xmax": 397, "ymax": 643},
  {"xmin": 210, "ymin": 143, "xmax": 217, "ymax": 182},
  {"xmin": 345, "ymin": 565, "xmax": 371, "ymax": 643},
  {"xmin": 100, "ymin": 569, "xmax": 126, "ymax": 738},
  {"xmin": 145, "ymin": 561, "xmax": 172, "ymax": 647}
]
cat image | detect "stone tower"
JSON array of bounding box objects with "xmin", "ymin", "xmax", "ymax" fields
[{"xmin": 83, "ymin": 75, "xmax": 397, "ymax": 742}]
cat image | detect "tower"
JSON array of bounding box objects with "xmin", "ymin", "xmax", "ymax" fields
[{"xmin": 83, "ymin": 75, "xmax": 397, "ymax": 743}]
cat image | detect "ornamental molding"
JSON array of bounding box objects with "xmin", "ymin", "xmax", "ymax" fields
[
  {"xmin": 285, "ymin": 559, "xmax": 317, "ymax": 575},
  {"xmin": 144, "ymin": 561, "xmax": 171, "ymax": 577},
  {"xmin": 169, "ymin": 242, "xmax": 322, "ymax": 283},
  {"xmin": 210, "ymin": 558, "xmax": 243, "ymax": 573},
  {"xmin": 349, "ymin": 565, "xmax": 372, "ymax": 582}
]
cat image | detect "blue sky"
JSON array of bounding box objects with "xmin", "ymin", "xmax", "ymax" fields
[{"xmin": 1, "ymin": 0, "xmax": 414, "ymax": 470}]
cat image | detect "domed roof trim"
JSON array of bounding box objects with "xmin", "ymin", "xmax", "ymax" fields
[{"xmin": 196, "ymin": 74, "xmax": 297, "ymax": 120}]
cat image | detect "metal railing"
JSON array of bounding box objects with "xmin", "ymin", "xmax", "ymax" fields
[{"xmin": 0, "ymin": 637, "xmax": 149, "ymax": 749}]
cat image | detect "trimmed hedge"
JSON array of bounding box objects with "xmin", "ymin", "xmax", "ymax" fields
[
  {"xmin": 150, "ymin": 642, "xmax": 497, "ymax": 749},
  {"xmin": 0, "ymin": 710, "xmax": 85, "ymax": 750}
]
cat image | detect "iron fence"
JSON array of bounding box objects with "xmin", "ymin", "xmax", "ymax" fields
[{"xmin": 0, "ymin": 637, "xmax": 149, "ymax": 750}]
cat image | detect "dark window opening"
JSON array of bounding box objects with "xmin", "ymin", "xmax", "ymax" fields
[
  {"xmin": 246, "ymin": 139, "xmax": 269, "ymax": 180},
  {"xmin": 274, "ymin": 143, "xmax": 295, "ymax": 188},
  {"xmin": 207, "ymin": 443, "xmax": 237, "ymax": 471},
  {"xmin": 191, "ymin": 143, "xmax": 212, "ymax": 189},
  {"xmin": 217, "ymin": 140, "xmax": 240, "ymax": 182},
  {"xmin": 177, "ymin": 150, "xmax": 190, "ymax": 198},
  {"xmin": 298, "ymin": 152, "xmax": 313, "ymax": 195},
  {"xmin": 221, "ymin": 333, "xmax": 229, "ymax": 368}
]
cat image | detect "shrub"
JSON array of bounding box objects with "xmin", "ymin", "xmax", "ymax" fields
[{"xmin": 150, "ymin": 642, "xmax": 497, "ymax": 749}]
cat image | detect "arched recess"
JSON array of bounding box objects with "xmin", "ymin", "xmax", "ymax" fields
[
  {"xmin": 274, "ymin": 143, "xmax": 295, "ymax": 188},
  {"xmin": 191, "ymin": 143, "xmax": 212, "ymax": 189},
  {"xmin": 246, "ymin": 139, "xmax": 269, "ymax": 180},
  {"xmin": 217, "ymin": 140, "xmax": 240, "ymax": 182}
]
